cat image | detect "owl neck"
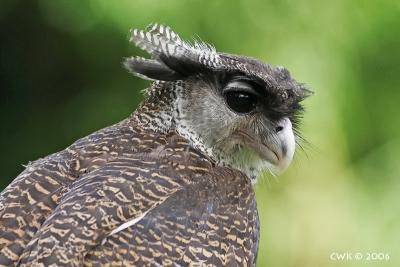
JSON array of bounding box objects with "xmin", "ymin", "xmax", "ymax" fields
[
  {"xmin": 131, "ymin": 81, "xmax": 181, "ymax": 132},
  {"xmin": 131, "ymin": 81, "xmax": 216, "ymax": 162},
  {"xmin": 131, "ymin": 82, "xmax": 170, "ymax": 132}
]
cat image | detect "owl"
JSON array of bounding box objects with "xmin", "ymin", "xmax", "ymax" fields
[{"xmin": 0, "ymin": 24, "xmax": 311, "ymax": 266}]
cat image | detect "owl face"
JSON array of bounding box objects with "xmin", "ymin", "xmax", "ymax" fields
[
  {"xmin": 125, "ymin": 24, "xmax": 311, "ymax": 180},
  {"xmin": 174, "ymin": 67, "xmax": 303, "ymax": 179}
]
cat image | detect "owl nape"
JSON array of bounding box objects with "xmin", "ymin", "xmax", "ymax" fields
[{"xmin": 0, "ymin": 24, "xmax": 311, "ymax": 266}]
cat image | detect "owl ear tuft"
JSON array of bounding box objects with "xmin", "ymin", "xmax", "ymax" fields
[
  {"xmin": 125, "ymin": 24, "xmax": 221, "ymax": 81},
  {"xmin": 123, "ymin": 56, "xmax": 183, "ymax": 81}
]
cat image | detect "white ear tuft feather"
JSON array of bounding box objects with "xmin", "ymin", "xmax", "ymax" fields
[{"xmin": 125, "ymin": 24, "xmax": 222, "ymax": 81}]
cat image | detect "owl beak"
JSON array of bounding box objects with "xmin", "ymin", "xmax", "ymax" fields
[
  {"xmin": 263, "ymin": 118, "xmax": 296, "ymax": 174},
  {"xmin": 235, "ymin": 118, "xmax": 296, "ymax": 175},
  {"xmin": 238, "ymin": 118, "xmax": 296, "ymax": 175}
]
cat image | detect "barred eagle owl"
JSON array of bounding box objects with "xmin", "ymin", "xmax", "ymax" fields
[{"xmin": 0, "ymin": 24, "xmax": 311, "ymax": 266}]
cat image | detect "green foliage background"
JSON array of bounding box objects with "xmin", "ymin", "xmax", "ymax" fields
[{"xmin": 1, "ymin": 1, "xmax": 399, "ymax": 266}]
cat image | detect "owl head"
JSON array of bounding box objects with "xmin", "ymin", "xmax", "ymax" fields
[{"xmin": 125, "ymin": 24, "xmax": 312, "ymax": 181}]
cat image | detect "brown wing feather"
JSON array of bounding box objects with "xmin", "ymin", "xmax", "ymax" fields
[
  {"xmin": 0, "ymin": 145, "xmax": 78, "ymax": 265},
  {"xmin": 0, "ymin": 119, "xmax": 259, "ymax": 266},
  {"xmin": 0, "ymin": 118, "xmax": 153, "ymax": 265},
  {"xmin": 85, "ymin": 166, "xmax": 259, "ymax": 267}
]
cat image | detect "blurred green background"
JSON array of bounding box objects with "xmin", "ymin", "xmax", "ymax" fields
[{"xmin": 1, "ymin": 0, "xmax": 399, "ymax": 266}]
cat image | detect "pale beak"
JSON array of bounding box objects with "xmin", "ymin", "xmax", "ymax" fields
[
  {"xmin": 231, "ymin": 117, "xmax": 296, "ymax": 175},
  {"xmin": 245, "ymin": 118, "xmax": 296, "ymax": 175},
  {"xmin": 267, "ymin": 118, "xmax": 295, "ymax": 174}
]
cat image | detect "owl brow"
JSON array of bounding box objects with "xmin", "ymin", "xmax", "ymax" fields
[{"xmin": 229, "ymin": 74, "xmax": 273, "ymax": 98}]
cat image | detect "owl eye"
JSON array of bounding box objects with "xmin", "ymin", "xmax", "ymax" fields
[
  {"xmin": 224, "ymin": 91, "xmax": 257, "ymax": 114},
  {"xmin": 223, "ymin": 80, "xmax": 258, "ymax": 114}
]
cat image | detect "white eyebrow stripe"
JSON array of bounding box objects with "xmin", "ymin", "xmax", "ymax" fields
[
  {"xmin": 223, "ymin": 80, "xmax": 261, "ymax": 96},
  {"xmin": 226, "ymin": 81, "xmax": 253, "ymax": 89}
]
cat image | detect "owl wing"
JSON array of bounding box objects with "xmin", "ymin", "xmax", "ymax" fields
[
  {"xmin": 16, "ymin": 154, "xmax": 184, "ymax": 266},
  {"xmin": 0, "ymin": 147, "xmax": 79, "ymax": 265},
  {"xmin": 86, "ymin": 166, "xmax": 260, "ymax": 267},
  {"xmin": 0, "ymin": 119, "xmax": 146, "ymax": 265},
  {"xmin": 13, "ymin": 133, "xmax": 258, "ymax": 267}
]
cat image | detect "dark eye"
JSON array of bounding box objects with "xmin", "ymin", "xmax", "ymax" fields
[{"xmin": 224, "ymin": 91, "xmax": 257, "ymax": 114}]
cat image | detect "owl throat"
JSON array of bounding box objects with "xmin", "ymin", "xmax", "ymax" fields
[{"xmin": 131, "ymin": 81, "xmax": 268, "ymax": 182}]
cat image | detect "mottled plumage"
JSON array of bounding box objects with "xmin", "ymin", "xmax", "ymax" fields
[{"xmin": 0, "ymin": 24, "xmax": 310, "ymax": 266}]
